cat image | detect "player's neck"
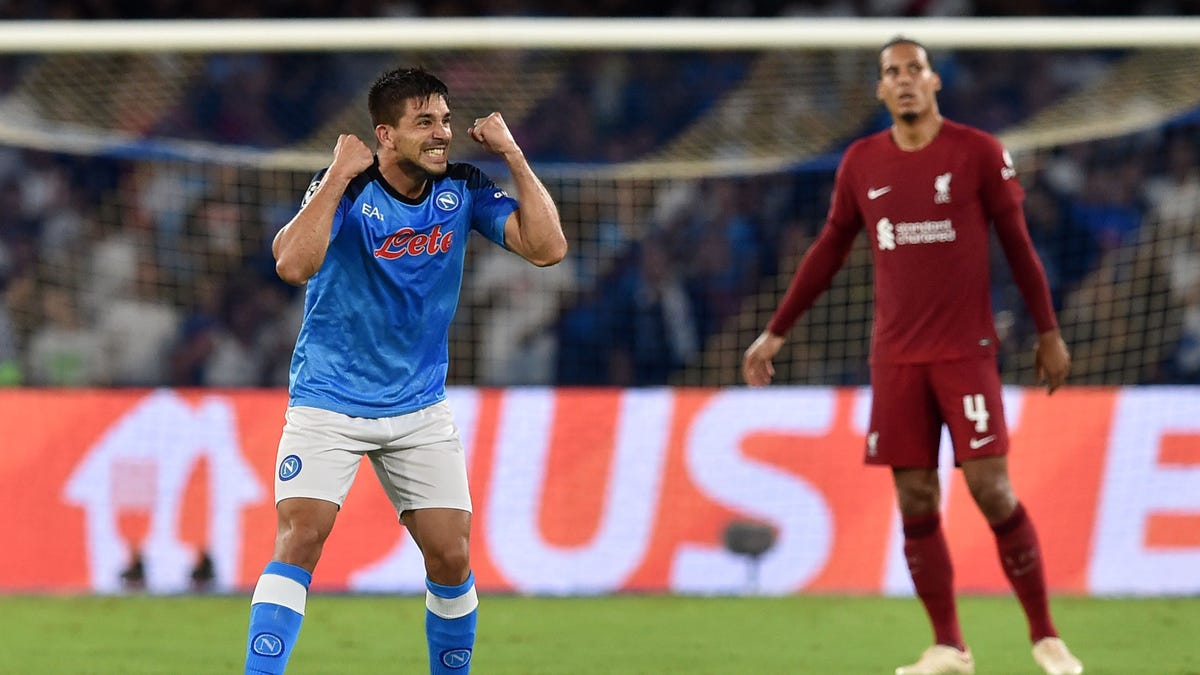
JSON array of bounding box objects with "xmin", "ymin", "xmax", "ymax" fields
[
  {"xmin": 890, "ymin": 113, "xmax": 943, "ymax": 152},
  {"xmin": 378, "ymin": 156, "xmax": 430, "ymax": 200}
]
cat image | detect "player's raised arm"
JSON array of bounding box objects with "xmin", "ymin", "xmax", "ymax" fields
[
  {"xmin": 273, "ymin": 134, "xmax": 375, "ymax": 285},
  {"xmin": 469, "ymin": 112, "xmax": 567, "ymax": 267}
]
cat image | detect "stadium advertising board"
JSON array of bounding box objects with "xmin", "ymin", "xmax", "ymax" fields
[{"xmin": 0, "ymin": 387, "xmax": 1197, "ymax": 596}]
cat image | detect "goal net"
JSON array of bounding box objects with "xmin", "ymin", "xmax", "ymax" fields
[{"xmin": 2, "ymin": 18, "xmax": 1198, "ymax": 389}]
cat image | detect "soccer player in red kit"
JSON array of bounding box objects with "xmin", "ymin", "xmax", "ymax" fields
[{"xmin": 743, "ymin": 38, "xmax": 1084, "ymax": 675}]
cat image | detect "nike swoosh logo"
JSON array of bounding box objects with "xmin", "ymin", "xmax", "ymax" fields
[
  {"xmin": 867, "ymin": 186, "xmax": 892, "ymax": 200},
  {"xmin": 969, "ymin": 435, "xmax": 997, "ymax": 449}
]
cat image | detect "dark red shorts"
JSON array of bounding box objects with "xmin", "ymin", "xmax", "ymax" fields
[{"xmin": 865, "ymin": 356, "xmax": 1009, "ymax": 468}]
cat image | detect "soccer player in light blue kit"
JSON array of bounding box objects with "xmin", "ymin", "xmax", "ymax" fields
[{"xmin": 243, "ymin": 67, "xmax": 567, "ymax": 674}]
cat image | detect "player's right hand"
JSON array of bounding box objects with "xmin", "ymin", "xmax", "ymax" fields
[
  {"xmin": 742, "ymin": 330, "xmax": 785, "ymax": 387},
  {"xmin": 329, "ymin": 134, "xmax": 374, "ymax": 180}
]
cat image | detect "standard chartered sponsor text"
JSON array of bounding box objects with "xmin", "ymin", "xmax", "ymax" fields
[{"xmin": 895, "ymin": 219, "xmax": 956, "ymax": 245}]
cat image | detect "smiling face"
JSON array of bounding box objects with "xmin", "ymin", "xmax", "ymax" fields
[
  {"xmin": 379, "ymin": 94, "xmax": 452, "ymax": 178},
  {"xmin": 877, "ymin": 41, "xmax": 941, "ymax": 125}
]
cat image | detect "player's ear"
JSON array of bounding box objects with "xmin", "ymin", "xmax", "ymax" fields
[
  {"xmin": 875, "ymin": 80, "xmax": 885, "ymax": 101},
  {"xmin": 932, "ymin": 71, "xmax": 943, "ymax": 93},
  {"xmin": 374, "ymin": 124, "xmax": 392, "ymax": 149}
]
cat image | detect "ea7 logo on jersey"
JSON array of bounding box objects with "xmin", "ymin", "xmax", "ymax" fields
[
  {"xmin": 361, "ymin": 203, "xmax": 384, "ymax": 220},
  {"xmin": 374, "ymin": 225, "xmax": 455, "ymax": 259}
]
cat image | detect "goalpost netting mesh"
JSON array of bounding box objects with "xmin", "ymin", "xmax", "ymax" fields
[{"xmin": 1, "ymin": 20, "xmax": 1198, "ymax": 389}]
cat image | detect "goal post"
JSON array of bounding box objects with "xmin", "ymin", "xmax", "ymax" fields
[{"xmin": 1, "ymin": 17, "xmax": 1196, "ymax": 388}]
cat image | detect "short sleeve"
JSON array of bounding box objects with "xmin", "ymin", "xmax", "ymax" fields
[
  {"xmin": 465, "ymin": 167, "xmax": 518, "ymax": 248},
  {"xmin": 299, "ymin": 168, "xmax": 348, "ymax": 240}
]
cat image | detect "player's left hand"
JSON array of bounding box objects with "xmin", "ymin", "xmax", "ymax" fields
[
  {"xmin": 1034, "ymin": 329, "xmax": 1071, "ymax": 394},
  {"xmin": 469, "ymin": 112, "xmax": 520, "ymax": 157}
]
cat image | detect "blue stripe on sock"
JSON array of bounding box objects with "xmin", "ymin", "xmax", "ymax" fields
[
  {"xmin": 263, "ymin": 561, "xmax": 312, "ymax": 588},
  {"xmin": 426, "ymin": 571, "xmax": 475, "ymax": 598}
]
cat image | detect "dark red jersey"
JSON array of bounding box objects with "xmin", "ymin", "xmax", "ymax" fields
[{"xmin": 769, "ymin": 119, "xmax": 1057, "ymax": 364}]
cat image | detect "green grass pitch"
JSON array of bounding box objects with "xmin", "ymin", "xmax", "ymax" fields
[{"xmin": 2, "ymin": 594, "xmax": 1196, "ymax": 673}]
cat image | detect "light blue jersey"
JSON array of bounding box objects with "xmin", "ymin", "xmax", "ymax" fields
[{"xmin": 288, "ymin": 160, "xmax": 516, "ymax": 418}]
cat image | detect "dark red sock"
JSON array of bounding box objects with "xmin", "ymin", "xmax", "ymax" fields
[
  {"xmin": 991, "ymin": 502, "xmax": 1058, "ymax": 642},
  {"xmin": 903, "ymin": 512, "xmax": 964, "ymax": 651}
]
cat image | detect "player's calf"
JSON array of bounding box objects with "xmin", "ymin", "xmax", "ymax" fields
[{"xmin": 425, "ymin": 571, "xmax": 479, "ymax": 674}]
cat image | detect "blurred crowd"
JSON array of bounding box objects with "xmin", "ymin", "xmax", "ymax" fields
[
  {"xmin": 1, "ymin": 7, "xmax": 1199, "ymax": 389},
  {"xmin": 4, "ymin": 0, "xmax": 1200, "ymax": 18}
]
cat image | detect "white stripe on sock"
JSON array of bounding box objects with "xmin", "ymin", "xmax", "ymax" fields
[
  {"xmin": 426, "ymin": 584, "xmax": 478, "ymax": 619},
  {"xmin": 251, "ymin": 573, "xmax": 309, "ymax": 615}
]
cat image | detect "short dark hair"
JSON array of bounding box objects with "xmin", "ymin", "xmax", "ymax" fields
[
  {"xmin": 878, "ymin": 35, "xmax": 932, "ymax": 76},
  {"xmin": 367, "ymin": 67, "xmax": 450, "ymax": 127}
]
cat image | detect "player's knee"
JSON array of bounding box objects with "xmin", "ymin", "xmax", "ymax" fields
[
  {"xmin": 967, "ymin": 478, "xmax": 1016, "ymax": 521},
  {"xmin": 424, "ymin": 539, "xmax": 471, "ymax": 584},
  {"xmin": 274, "ymin": 521, "xmax": 329, "ymax": 564},
  {"xmin": 894, "ymin": 476, "xmax": 940, "ymax": 515}
]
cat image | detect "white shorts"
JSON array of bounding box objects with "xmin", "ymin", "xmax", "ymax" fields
[{"xmin": 274, "ymin": 402, "xmax": 472, "ymax": 517}]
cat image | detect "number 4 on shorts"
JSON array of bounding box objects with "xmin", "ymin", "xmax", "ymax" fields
[{"xmin": 962, "ymin": 394, "xmax": 989, "ymax": 433}]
